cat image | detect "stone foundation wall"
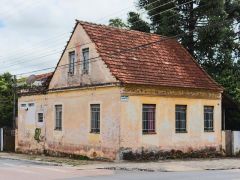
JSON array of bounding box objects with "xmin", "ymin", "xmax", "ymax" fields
[{"xmin": 16, "ymin": 140, "xmax": 117, "ymax": 160}]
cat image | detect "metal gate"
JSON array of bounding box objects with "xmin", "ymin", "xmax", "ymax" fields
[{"xmin": 0, "ymin": 128, "xmax": 15, "ymax": 152}]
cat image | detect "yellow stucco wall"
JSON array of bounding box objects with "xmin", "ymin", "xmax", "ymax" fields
[
  {"xmin": 120, "ymin": 95, "xmax": 222, "ymax": 152},
  {"xmin": 17, "ymin": 86, "xmax": 121, "ymax": 159},
  {"xmin": 17, "ymin": 85, "xmax": 222, "ymax": 160}
]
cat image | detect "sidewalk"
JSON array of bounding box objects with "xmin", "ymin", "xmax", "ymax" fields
[{"xmin": 1, "ymin": 153, "xmax": 240, "ymax": 172}]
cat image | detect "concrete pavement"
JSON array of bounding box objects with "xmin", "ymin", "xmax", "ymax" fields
[
  {"xmin": 0, "ymin": 158, "xmax": 114, "ymax": 180},
  {"xmin": 0, "ymin": 158, "xmax": 240, "ymax": 180},
  {"xmin": 1, "ymin": 153, "xmax": 240, "ymax": 172}
]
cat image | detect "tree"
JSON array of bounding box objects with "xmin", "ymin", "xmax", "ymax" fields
[
  {"xmin": 109, "ymin": 18, "xmax": 127, "ymax": 28},
  {"xmin": 0, "ymin": 73, "xmax": 14, "ymax": 127},
  {"xmin": 109, "ymin": 12, "xmax": 150, "ymax": 33},
  {"xmin": 127, "ymin": 12, "xmax": 151, "ymax": 32},
  {"xmin": 122, "ymin": 0, "xmax": 240, "ymax": 102}
]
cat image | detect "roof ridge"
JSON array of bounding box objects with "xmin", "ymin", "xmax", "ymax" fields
[{"xmin": 76, "ymin": 19, "xmax": 167, "ymax": 38}]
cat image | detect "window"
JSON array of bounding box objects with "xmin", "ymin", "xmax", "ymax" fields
[
  {"xmin": 90, "ymin": 104, "xmax": 100, "ymax": 133},
  {"xmin": 21, "ymin": 104, "xmax": 26, "ymax": 108},
  {"xmin": 69, "ymin": 51, "xmax": 75, "ymax": 75},
  {"xmin": 38, "ymin": 113, "xmax": 44, "ymax": 122},
  {"xmin": 204, "ymin": 106, "xmax": 214, "ymax": 132},
  {"xmin": 55, "ymin": 105, "xmax": 62, "ymax": 130},
  {"xmin": 175, "ymin": 105, "xmax": 187, "ymax": 133},
  {"xmin": 82, "ymin": 48, "xmax": 89, "ymax": 74},
  {"xmin": 142, "ymin": 104, "xmax": 156, "ymax": 134}
]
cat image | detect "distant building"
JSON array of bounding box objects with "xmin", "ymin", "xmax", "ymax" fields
[{"xmin": 17, "ymin": 20, "xmax": 223, "ymax": 160}]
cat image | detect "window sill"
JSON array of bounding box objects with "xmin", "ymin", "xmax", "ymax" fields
[
  {"xmin": 204, "ymin": 130, "xmax": 214, "ymax": 133},
  {"xmin": 90, "ymin": 131, "xmax": 100, "ymax": 134},
  {"xmin": 142, "ymin": 132, "xmax": 157, "ymax": 135},
  {"xmin": 175, "ymin": 131, "xmax": 188, "ymax": 134},
  {"xmin": 54, "ymin": 128, "xmax": 62, "ymax": 131}
]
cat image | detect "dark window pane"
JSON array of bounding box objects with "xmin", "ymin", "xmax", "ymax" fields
[
  {"xmin": 175, "ymin": 105, "xmax": 187, "ymax": 133},
  {"xmin": 91, "ymin": 104, "xmax": 100, "ymax": 133},
  {"xmin": 204, "ymin": 106, "xmax": 214, "ymax": 131},
  {"xmin": 142, "ymin": 104, "xmax": 156, "ymax": 134},
  {"xmin": 83, "ymin": 48, "xmax": 89, "ymax": 74},
  {"xmin": 69, "ymin": 51, "xmax": 75, "ymax": 74},
  {"xmin": 55, "ymin": 105, "xmax": 62, "ymax": 130},
  {"xmin": 38, "ymin": 113, "xmax": 43, "ymax": 122}
]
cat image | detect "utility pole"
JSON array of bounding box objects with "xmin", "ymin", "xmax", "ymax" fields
[{"xmin": 12, "ymin": 75, "xmax": 17, "ymax": 129}]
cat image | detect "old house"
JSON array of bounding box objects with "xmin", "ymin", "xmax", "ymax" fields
[{"xmin": 17, "ymin": 20, "xmax": 223, "ymax": 160}]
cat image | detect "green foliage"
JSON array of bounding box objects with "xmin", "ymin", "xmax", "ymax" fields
[
  {"xmin": 34, "ymin": 128, "xmax": 41, "ymax": 143},
  {"xmin": 137, "ymin": 0, "xmax": 240, "ymax": 103},
  {"xmin": 127, "ymin": 12, "xmax": 151, "ymax": 32},
  {"xmin": 109, "ymin": 13, "xmax": 150, "ymax": 33},
  {"xmin": 109, "ymin": 18, "xmax": 127, "ymax": 28},
  {"xmin": 0, "ymin": 73, "xmax": 14, "ymax": 127}
]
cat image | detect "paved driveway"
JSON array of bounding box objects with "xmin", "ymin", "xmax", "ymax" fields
[{"xmin": 0, "ymin": 158, "xmax": 240, "ymax": 180}]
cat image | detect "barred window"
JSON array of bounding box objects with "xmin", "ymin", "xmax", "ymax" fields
[
  {"xmin": 204, "ymin": 106, "xmax": 214, "ymax": 131},
  {"xmin": 82, "ymin": 48, "xmax": 89, "ymax": 74},
  {"xmin": 38, "ymin": 113, "xmax": 43, "ymax": 123},
  {"xmin": 142, "ymin": 104, "xmax": 156, "ymax": 134},
  {"xmin": 91, "ymin": 104, "xmax": 100, "ymax": 133},
  {"xmin": 69, "ymin": 51, "xmax": 75, "ymax": 75},
  {"xmin": 176, "ymin": 105, "xmax": 187, "ymax": 133},
  {"xmin": 55, "ymin": 105, "xmax": 62, "ymax": 130}
]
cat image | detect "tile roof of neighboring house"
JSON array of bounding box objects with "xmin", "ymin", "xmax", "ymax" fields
[
  {"xmin": 77, "ymin": 21, "xmax": 222, "ymax": 91},
  {"xmin": 35, "ymin": 72, "xmax": 53, "ymax": 82}
]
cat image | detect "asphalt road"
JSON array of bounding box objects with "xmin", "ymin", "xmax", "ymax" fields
[{"xmin": 0, "ymin": 158, "xmax": 240, "ymax": 180}]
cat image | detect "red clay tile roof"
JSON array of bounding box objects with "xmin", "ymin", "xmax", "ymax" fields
[
  {"xmin": 35, "ymin": 72, "xmax": 53, "ymax": 81},
  {"xmin": 78, "ymin": 21, "xmax": 222, "ymax": 91}
]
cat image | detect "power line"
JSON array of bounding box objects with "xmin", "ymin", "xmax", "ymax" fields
[
  {"xmin": 14, "ymin": 15, "xmax": 240, "ymax": 77},
  {"xmin": 1, "ymin": 0, "xmax": 195, "ymax": 71},
  {"xmin": 0, "ymin": 32, "xmax": 70, "ymax": 63},
  {"xmin": 0, "ymin": 0, "xmax": 164, "ymax": 62},
  {"xmin": 129, "ymin": 0, "xmax": 194, "ymax": 26},
  {"xmin": 4, "ymin": 1, "xmax": 239, "ymax": 75},
  {"xmin": 0, "ymin": 0, "xmax": 174, "ymax": 62}
]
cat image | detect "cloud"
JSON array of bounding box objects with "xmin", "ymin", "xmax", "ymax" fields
[
  {"xmin": 0, "ymin": 20, "xmax": 4, "ymax": 28},
  {"xmin": 0, "ymin": 0, "xmax": 136, "ymax": 77}
]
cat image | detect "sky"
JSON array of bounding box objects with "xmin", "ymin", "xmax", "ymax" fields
[{"xmin": 0, "ymin": 0, "xmax": 136, "ymax": 77}]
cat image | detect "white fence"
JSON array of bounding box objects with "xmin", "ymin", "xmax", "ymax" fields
[
  {"xmin": 222, "ymin": 130, "xmax": 240, "ymax": 155},
  {"xmin": 0, "ymin": 128, "xmax": 3, "ymax": 151},
  {"xmin": 232, "ymin": 131, "xmax": 240, "ymax": 155}
]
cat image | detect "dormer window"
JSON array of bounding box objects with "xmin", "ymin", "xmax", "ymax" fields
[
  {"xmin": 82, "ymin": 48, "xmax": 89, "ymax": 74},
  {"xmin": 69, "ymin": 51, "xmax": 75, "ymax": 75}
]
